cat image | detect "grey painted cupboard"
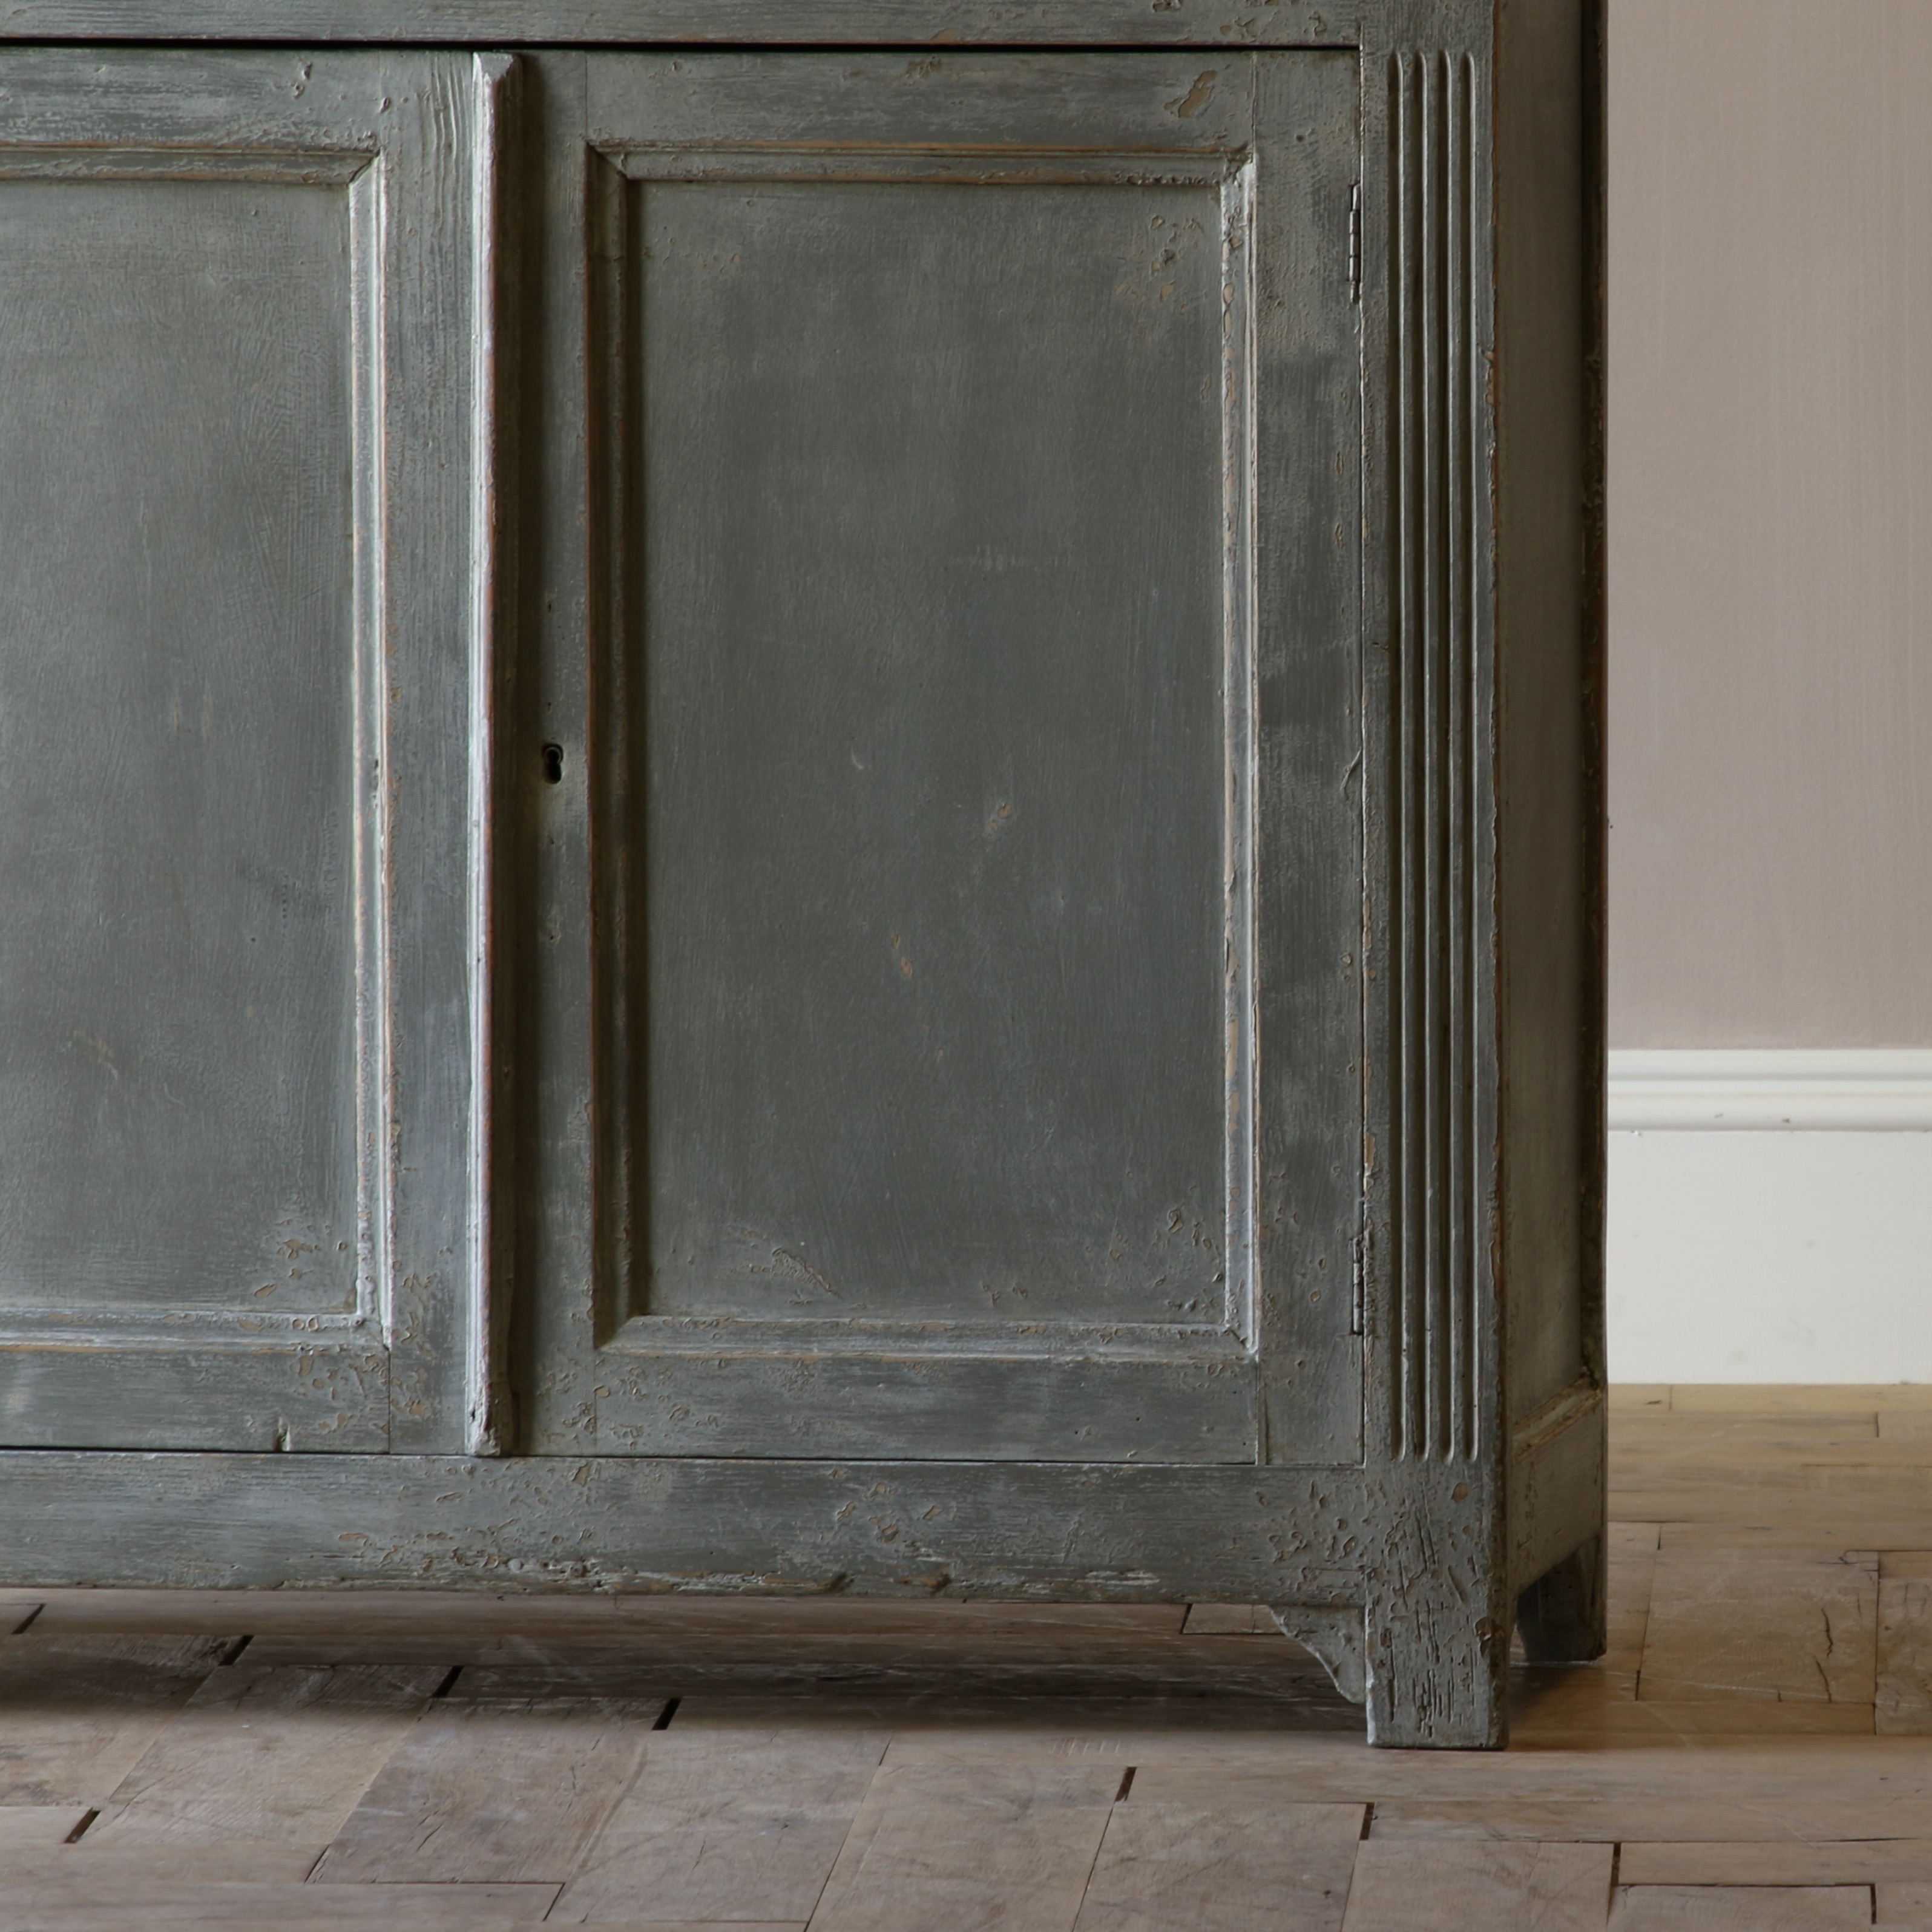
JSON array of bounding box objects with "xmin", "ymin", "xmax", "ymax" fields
[{"xmin": 0, "ymin": 0, "xmax": 1604, "ymax": 1747}]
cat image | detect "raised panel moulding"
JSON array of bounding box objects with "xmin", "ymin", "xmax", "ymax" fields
[
  {"xmin": 1389, "ymin": 49, "xmax": 1488, "ymax": 1462},
  {"xmin": 1607, "ymin": 1050, "xmax": 1932, "ymax": 1131}
]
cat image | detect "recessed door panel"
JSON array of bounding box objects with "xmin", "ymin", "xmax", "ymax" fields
[
  {"xmin": 635, "ymin": 174, "xmax": 1227, "ymax": 1330},
  {"xmin": 0, "ymin": 51, "xmax": 505, "ymax": 1451},
  {"xmin": 564, "ymin": 51, "xmax": 1364, "ymax": 1464},
  {"xmin": 0, "ymin": 174, "xmax": 359, "ymax": 1319}
]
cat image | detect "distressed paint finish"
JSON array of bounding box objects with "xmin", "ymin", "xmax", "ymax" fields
[
  {"xmin": 0, "ymin": 1423, "xmax": 1596, "ymax": 1609},
  {"xmin": 570, "ymin": 49, "xmax": 1362, "ymax": 1468},
  {"xmin": 1347, "ymin": 0, "xmax": 1604, "ymax": 1746},
  {"xmin": 1351, "ymin": 15, "xmax": 1513, "ymax": 1746},
  {"xmin": 0, "ymin": 1, "xmax": 1359, "ymax": 47},
  {"xmin": 0, "ymin": 49, "xmax": 505, "ymax": 1451},
  {"xmin": 0, "ymin": 5, "xmax": 1605, "ymax": 1750},
  {"xmin": 0, "ymin": 1451, "xmax": 1462, "ymax": 1603},
  {"xmin": 629, "ymin": 171, "xmax": 1231, "ymax": 1328}
]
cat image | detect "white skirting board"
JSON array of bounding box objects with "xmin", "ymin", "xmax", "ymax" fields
[{"xmin": 1608, "ymin": 1051, "xmax": 1932, "ymax": 1384}]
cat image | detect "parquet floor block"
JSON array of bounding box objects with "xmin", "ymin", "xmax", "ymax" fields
[
  {"xmin": 0, "ymin": 1804, "xmax": 90, "ymax": 1848},
  {"xmin": 1609, "ymin": 1886, "xmax": 1872, "ymax": 1930},
  {"xmin": 1075, "ymin": 1799, "xmax": 1362, "ymax": 1932},
  {"xmin": 81, "ymin": 1663, "xmax": 445, "ymax": 1868},
  {"xmin": 310, "ymin": 1692, "xmax": 671, "ymax": 1884},
  {"xmin": 0, "ymin": 1878, "xmax": 557, "ymax": 1930},
  {"xmin": 1637, "ymin": 1550, "xmax": 1877, "ymax": 1704},
  {"xmin": 551, "ymin": 1724, "xmax": 891, "ymax": 1924},
  {"xmin": 1340, "ymin": 1839, "xmax": 1612, "ymax": 1930},
  {"xmin": 1622, "ymin": 1841, "xmax": 1932, "ymax": 1885},
  {"xmin": 0, "ymin": 1633, "xmax": 238, "ymax": 1807}
]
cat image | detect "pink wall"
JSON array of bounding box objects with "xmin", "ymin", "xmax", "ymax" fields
[{"xmin": 1609, "ymin": 0, "xmax": 1932, "ymax": 1046}]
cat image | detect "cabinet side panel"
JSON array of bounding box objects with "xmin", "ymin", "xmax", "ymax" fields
[{"xmin": 1493, "ymin": 0, "xmax": 1603, "ymax": 1427}]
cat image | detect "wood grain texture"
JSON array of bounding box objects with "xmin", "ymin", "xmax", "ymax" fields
[
  {"xmin": 1075, "ymin": 1801, "xmax": 1363, "ymax": 1931},
  {"xmin": 0, "ymin": 1917, "xmax": 548, "ymax": 1932},
  {"xmin": 1508, "ymin": 1690, "xmax": 1871, "ymax": 1745},
  {"xmin": 1364, "ymin": 1798, "xmax": 1932, "ymax": 1841},
  {"xmin": 1878, "ymin": 1881, "xmax": 1932, "ymax": 1923},
  {"xmin": 810, "ymin": 1763, "xmax": 1122, "ymax": 1932},
  {"xmin": 1611, "ymin": 1463, "xmax": 1932, "ymax": 1534},
  {"xmin": 1614, "ymin": 1416, "xmax": 1881, "ymax": 1456},
  {"xmin": 0, "ymin": 1844, "xmax": 323, "ymax": 1881},
  {"xmin": 311, "ymin": 1692, "xmax": 667, "ymax": 1883},
  {"xmin": 1878, "ymin": 1410, "xmax": 1932, "ymax": 1440},
  {"xmin": 1622, "ymin": 1843, "xmax": 1932, "ymax": 1885},
  {"xmin": 0, "ymin": 1634, "xmax": 234, "ymax": 1805},
  {"xmin": 593, "ymin": 1353, "xmax": 1262, "ymax": 1467},
  {"xmin": 1658, "ymin": 1387, "xmax": 1932, "ymax": 1414},
  {"xmin": 1660, "ymin": 1523, "xmax": 1917, "ymax": 1554},
  {"xmin": 1119, "ymin": 1733, "xmax": 1932, "ymax": 1815},
  {"xmin": 85, "ymin": 1665, "xmax": 444, "ymax": 1862},
  {"xmin": 0, "ymin": 1804, "xmax": 90, "ymax": 1846},
  {"xmin": 1606, "ymin": 1522, "xmax": 1660, "ymax": 1674},
  {"xmin": 0, "ymin": 1880, "xmax": 558, "ymax": 1930},
  {"xmin": 551, "ymin": 1724, "xmax": 889, "ymax": 1924},
  {"xmin": 694, "ymin": 1687, "xmax": 1332, "ymax": 1750},
  {"xmin": 1340, "ymin": 1839, "xmax": 1613, "ymax": 1930},
  {"xmin": 1608, "ymin": 1889, "xmax": 1870, "ymax": 1931},
  {"xmin": 1878, "ymin": 1571, "xmax": 1932, "ymax": 1732},
  {"xmin": 1638, "ymin": 1552, "xmax": 1877, "ymax": 1704}
]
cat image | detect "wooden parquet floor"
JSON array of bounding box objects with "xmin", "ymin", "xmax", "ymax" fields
[{"xmin": 6, "ymin": 1387, "xmax": 1932, "ymax": 1929}]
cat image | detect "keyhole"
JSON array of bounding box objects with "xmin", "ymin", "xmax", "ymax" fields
[{"xmin": 540, "ymin": 743, "xmax": 564, "ymax": 785}]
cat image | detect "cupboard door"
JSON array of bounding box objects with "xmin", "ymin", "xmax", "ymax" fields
[
  {"xmin": 530, "ymin": 51, "xmax": 1362, "ymax": 1464},
  {"xmin": 0, "ymin": 51, "xmax": 507, "ymax": 1451}
]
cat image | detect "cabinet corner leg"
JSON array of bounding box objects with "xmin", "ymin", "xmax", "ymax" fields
[
  {"xmin": 1516, "ymin": 1529, "xmax": 1608, "ymax": 1665},
  {"xmin": 1364, "ymin": 1581, "xmax": 1511, "ymax": 1748}
]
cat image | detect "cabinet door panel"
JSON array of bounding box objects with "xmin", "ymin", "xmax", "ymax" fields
[
  {"xmin": 0, "ymin": 173, "xmax": 358, "ymax": 1321},
  {"xmin": 548, "ymin": 51, "xmax": 1362, "ymax": 1464},
  {"xmin": 635, "ymin": 173, "xmax": 1227, "ymax": 1332},
  {"xmin": 0, "ymin": 51, "xmax": 504, "ymax": 1451}
]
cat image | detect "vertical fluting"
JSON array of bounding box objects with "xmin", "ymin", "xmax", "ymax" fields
[{"xmin": 1392, "ymin": 53, "xmax": 1480, "ymax": 1460}]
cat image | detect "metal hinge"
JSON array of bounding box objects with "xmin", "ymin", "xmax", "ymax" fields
[
  {"xmin": 1350, "ymin": 1229, "xmax": 1365, "ymax": 1335},
  {"xmin": 1347, "ymin": 183, "xmax": 1361, "ymax": 303}
]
